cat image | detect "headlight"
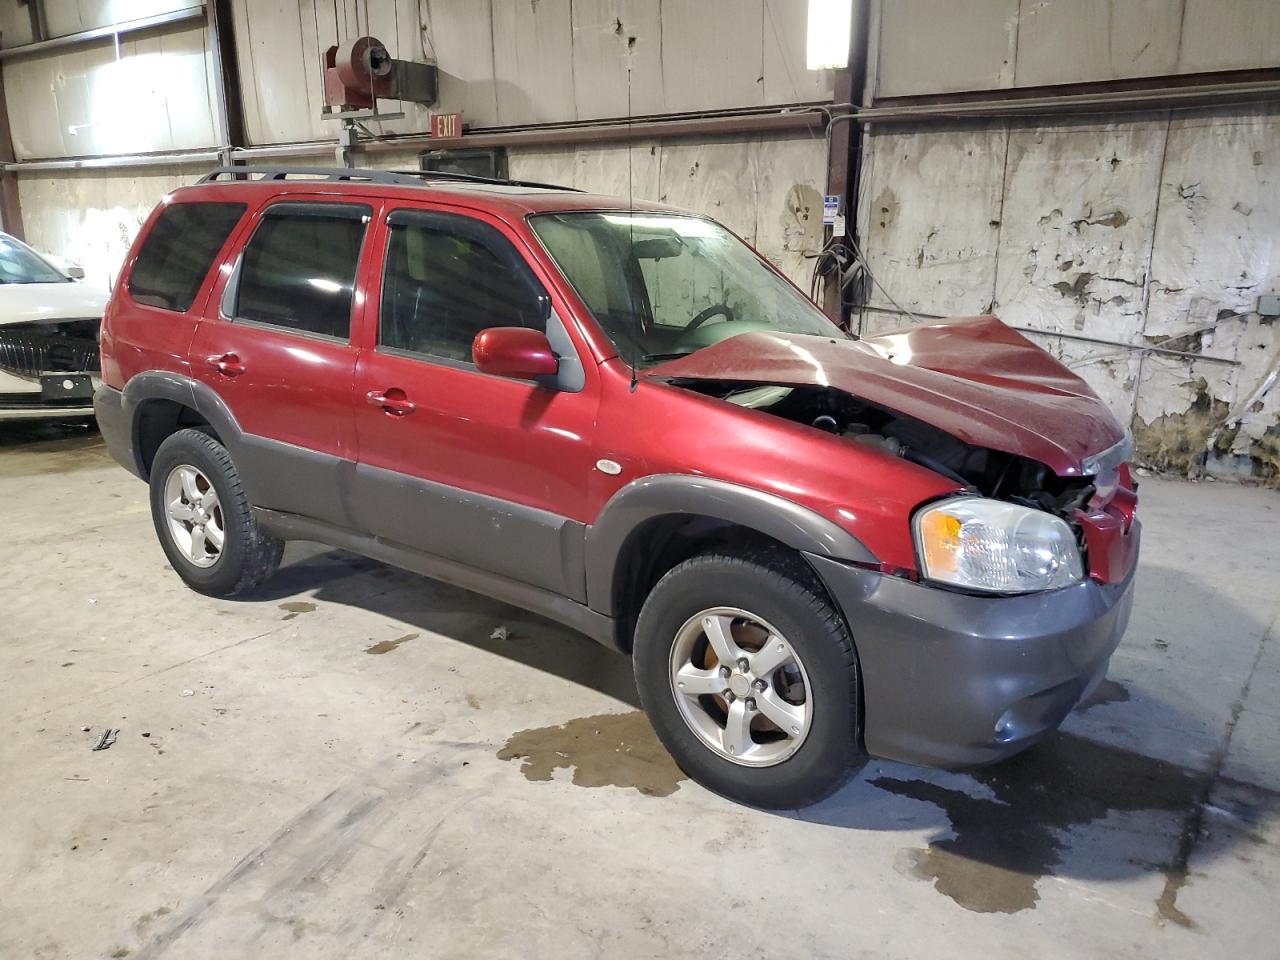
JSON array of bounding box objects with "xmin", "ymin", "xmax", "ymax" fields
[{"xmin": 913, "ymin": 497, "xmax": 1083, "ymax": 594}]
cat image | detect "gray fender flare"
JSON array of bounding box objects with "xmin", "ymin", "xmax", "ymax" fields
[
  {"xmin": 121, "ymin": 370, "xmax": 246, "ymax": 476},
  {"xmin": 583, "ymin": 474, "xmax": 878, "ymax": 616}
]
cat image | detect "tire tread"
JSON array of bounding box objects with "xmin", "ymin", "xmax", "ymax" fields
[
  {"xmin": 150, "ymin": 428, "xmax": 283, "ymax": 597},
  {"xmin": 634, "ymin": 545, "xmax": 864, "ymax": 808}
]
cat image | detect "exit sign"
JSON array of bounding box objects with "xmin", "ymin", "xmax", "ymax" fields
[{"xmin": 431, "ymin": 112, "xmax": 462, "ymax": 138}]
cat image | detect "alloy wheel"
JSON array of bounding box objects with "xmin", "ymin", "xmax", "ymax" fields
[
  {"xmin": 668, "ymin": 606, "xmax": 813, "ymax": 766},
  {"xmin": 163, "ymin": 464, "xmax": 225, "ymax": 569}
]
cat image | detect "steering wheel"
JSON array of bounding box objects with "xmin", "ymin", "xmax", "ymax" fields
[{"xmin": 684, "ymin": 302, "xmax": 736, "ymax": 333}]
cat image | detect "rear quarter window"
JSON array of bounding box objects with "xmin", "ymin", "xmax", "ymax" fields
[{"xmin": 128, "ymin": 202, "xmax": 246, "ymax": 312}]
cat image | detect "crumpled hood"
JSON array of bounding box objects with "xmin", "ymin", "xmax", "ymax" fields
[
  {"xmin": 647, "ymin": 315, "xmax": 1125, "ymax": 477},
  {"xmin": 0, "ymin": 282, "xmax": 109, "ymax": 326}
]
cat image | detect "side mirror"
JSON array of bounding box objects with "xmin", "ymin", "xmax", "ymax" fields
[
  {"xmin": 472, "ymin": 327, "xmax": 559, "ymax": 382},
  {"xmin": 65, "ymin": 264, "xmax": 86, "ymax": 280}
]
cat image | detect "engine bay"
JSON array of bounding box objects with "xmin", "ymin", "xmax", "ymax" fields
[{"xmin": 683, "ymin": 381, "xmax": 1098, "ymax": 526}]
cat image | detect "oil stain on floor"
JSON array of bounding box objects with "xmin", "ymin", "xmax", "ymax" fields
[
  {"xmin": 497, "ymin": 710, "xmax": 686, "ymax": 797},
  {"xmin": 870, "ymin": 732, "xmax": 1204, "ymax": 916},
  {"xmin": 278, "ymin": 601, "xmax": 316, "ymax": 621},
  {"xmin": 365, "ymin": 633, "xmax": 417, "ymax": 655}
]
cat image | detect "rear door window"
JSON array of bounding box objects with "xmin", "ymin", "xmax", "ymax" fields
[
  {"xmin": 233, "ymin": 202, "xmax": 370, "ymax": 341},
  {"xmin": 379, "ymin": 209, "xmax": 547, "ymax": 363},
  {"xmin": 128, "ymin": 202, "xmax": 246, "ymax": 312}
]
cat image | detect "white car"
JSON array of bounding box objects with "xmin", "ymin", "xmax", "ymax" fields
[{"xmin": 0, "ymin": 232, "xmax": 109, "ymax": 421}]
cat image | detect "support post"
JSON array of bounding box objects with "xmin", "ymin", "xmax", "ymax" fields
[
  {"xmin": 0, "ymin": 58, "xmax": 25, "ymax": 240},
  {"xmin": 821, "ymin": 67, "xmax": 854, "ymax": 325},
  {"xmin": 821, "ymin": 0, "xmax": 871, "ymax": 328},
  {"xmin": 207, "ymin": 0, "xmax": 246, "ymax": 164}
]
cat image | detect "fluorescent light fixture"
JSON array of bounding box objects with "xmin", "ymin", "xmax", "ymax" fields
[{"xmin": 806, "ymin": 0, "xmax": 853, "ymax": 70}]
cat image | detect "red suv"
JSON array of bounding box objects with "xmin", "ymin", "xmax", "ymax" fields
[{"xmin": 95, "ymin": 167, "xmax": 1139, "ymax": 808}]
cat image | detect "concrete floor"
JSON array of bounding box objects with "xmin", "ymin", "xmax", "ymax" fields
[{"xmin": 1, "ymin": 422, "xmax": 1277, "ymax": 960}]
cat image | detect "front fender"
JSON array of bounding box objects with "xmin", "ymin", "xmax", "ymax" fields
[{"xmin": 584, "ymin": 474, "xmax": 878, "ymax": 615}]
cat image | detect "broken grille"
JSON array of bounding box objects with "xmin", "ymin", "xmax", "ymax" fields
[{"xmin": 0, "ymin": 319, "xmax": 100, "ymax": 377}]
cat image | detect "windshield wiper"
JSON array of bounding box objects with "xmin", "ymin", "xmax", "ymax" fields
[{"xmin": 640, "ymin": 351, "xmax": 693, "ymax": 364}]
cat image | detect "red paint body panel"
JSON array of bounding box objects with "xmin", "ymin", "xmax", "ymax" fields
[
  {"xmin": 590, "ymin": 359, "xmax": 960, "ymax": 573},
  {"xmin": 190, "ymin": 322, "xmax": 361, "ymax": 461},
  {"xmin": 647, "ymin": 317, "xmax": 1125, "ymax": 478},
  {"xmin": 352, "ymin": 349, "xmax": 600, "ymax": 521},
  {"xmin": 101, "ymin": 177, "xmax": 1138, "ymax": 588},
  {"xmin": 350, "ymin": 199, "xmax": 600, "ymax": 524},
  {"xmin": 1078, "ymin": 464, "xmax": 1140, "ymax": 583},
  {"xmin": 188, "ymin": 192, "xmax": 373, "ymax": 464},
  {"xmin": 101, "ymin": 194, "xmax": 244, "ymax": 391}
]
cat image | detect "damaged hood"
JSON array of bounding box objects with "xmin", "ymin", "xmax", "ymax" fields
[{"xmin": 648, "ymin": 315, "xmax": 1125, "ymax": 477}]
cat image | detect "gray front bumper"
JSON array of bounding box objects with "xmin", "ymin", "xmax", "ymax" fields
[{"xmin": 806, "ymin": 552, "xmax": 1137, "ymax": 769}]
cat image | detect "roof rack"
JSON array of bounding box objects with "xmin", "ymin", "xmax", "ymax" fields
[{"xmin": 197, "ymin": 165, "xmax": 581, "ymax": 192}]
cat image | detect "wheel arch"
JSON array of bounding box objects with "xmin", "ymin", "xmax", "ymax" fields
[
  {"xmin": 584, "ymin": 475, "xmax": 877, "ymax": 651},
  {"xmin": 123, "ymin": 371, "xmax": 244, "ymax": 480}
]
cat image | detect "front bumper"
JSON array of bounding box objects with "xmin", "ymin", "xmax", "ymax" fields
[
  {"xmin": 0, "ymin": 374, "xmax": 99, "ymax": 421},
  {"xmin": 806, "ymin": 545, "xmax": 1138, "ymax": 768}
]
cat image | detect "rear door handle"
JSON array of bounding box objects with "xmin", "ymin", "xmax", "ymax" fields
[
  {"xmin": 206, "ymin": 353, "xmax": 245, "ymax": 377},
  {"xmin": 366, "ymin": 388, "xmax": 416, "ymax": 416}
]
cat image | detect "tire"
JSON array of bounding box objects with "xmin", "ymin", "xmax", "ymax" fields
[
  {"xmin": 633, "ymin": 548, "xmax": 865, "ymax": 809},
  {"xmin": 148, "ymin": 428, "xmax": 284, "ymax": 597}
]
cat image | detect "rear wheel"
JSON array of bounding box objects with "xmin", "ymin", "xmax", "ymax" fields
[
  {"xmin": 633, "ymin": 548, "xmax": 865, "ymax": 808},
  {"xmin": 148, "ymin": 428, "xmax": 283, "ymax": 597}
]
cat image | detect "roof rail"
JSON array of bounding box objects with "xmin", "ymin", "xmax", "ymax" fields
[
  {"xmin": 198, "ymin": 165, "xmax": 581, "ymax": 192},
  {"xmin": 383, "ymin": 168, "xmax": 582, "ymax": 192}
]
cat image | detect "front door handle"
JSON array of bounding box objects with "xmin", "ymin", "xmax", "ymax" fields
[
  {"xmin": 206, "ymin": 353, "xmax": 245, "ymax": 377},
  {"xmin": 366, "ymin": 388, "xmax": 416, "ymax": 416}
]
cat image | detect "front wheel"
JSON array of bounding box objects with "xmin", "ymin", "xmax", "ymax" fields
[
  {"xmin": 633, "ymin": 549, "xmax": 865, "ymax": 809},
  {"xmin": 148, "ymin": 428, "xmax": 283, "ymax": 597}
]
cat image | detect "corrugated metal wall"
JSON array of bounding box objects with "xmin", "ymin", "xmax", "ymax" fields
[
  {"xmin": 856, "ymin": 0, "xmax": 1280, "ymax": 479},
  {"xmin": 875, "ymin": 0, "xmax": 1280, "ymax": 96},
  {"xmin": 229, "ymin": 0, "xmax": 828, "ymax": 143},
  {"xmin": 6, "ymin": 1, "xmax": 831, "ymax": 293},
  {"xmin": 4, "ymin": 21, "xmax": 218, "ymax": 159}
]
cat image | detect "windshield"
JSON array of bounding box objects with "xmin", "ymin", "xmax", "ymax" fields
[
  {"xmin": 530, "ymin": 212, "xmax": 843, "ymax": 366},
  {"xmin": 0, "ymin": 236, "xmax": 68, "ymax": 284}
]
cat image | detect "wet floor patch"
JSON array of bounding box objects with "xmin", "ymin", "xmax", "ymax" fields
[
  {"xmin": 365, "ymin": 633, "xmax": 416, "ymax": 655},
  {"xmin": 871, "ymin": 732, "xmax": 1203, "ymax": 916},
  {"xmin": 497, "ymin": 710, "xmax": 686, "ymax": 797},
  {"xmin": 1075, "ymin": 678, "xmax": 1131, "ymax": 712},
  {"xmin": 278, "ymin": 601, "xmax": 316, "ymax": 621}
]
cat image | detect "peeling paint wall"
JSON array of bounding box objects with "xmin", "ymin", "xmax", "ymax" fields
[{"xmin": 856, "ymin": 106, "xmax": 1280, "ymax": 480}]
